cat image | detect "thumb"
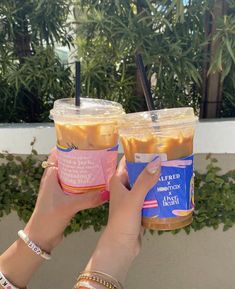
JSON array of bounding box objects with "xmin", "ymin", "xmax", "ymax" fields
[{"xmin": 130, "ymin": 157, "xmax": 161, "ymax": 204}]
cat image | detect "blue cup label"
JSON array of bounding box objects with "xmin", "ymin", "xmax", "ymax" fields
[{"xmin": 126, "ymin": 155, "xmax": 194, "ymax": 219}]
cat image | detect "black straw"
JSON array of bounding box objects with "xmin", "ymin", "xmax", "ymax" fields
[
  {"xmin": 135, "ymin": 53, "xmax": 154, "ymax": 111},
  {"xmin": 75, "ymin": 61, "xmax": 80, "ymax": 106}
]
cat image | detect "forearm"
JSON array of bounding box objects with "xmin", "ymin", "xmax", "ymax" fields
[
  {"xmin": 0, "ymin": 239, "xmax": 43, "ymax": 289},
  {"xmin": 83, "ymin": 229, "xmax": 139, "ymax": 287},
  {"xmin": 0, "ymin": 214, "xmax": 60, "ymax": 289}
]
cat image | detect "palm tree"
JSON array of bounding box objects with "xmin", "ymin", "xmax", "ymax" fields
[
  {"xmin": 74, "ymin": 0, "xmax": 235, "ymax": 118},
  {"xmin": 0, "ymin": 0, "xmax": 73, "ymax": 122}
]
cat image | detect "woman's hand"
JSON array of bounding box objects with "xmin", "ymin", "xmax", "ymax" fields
[
  {"xmin": 107, "ymin": 156, "xmax": 161, "ymax": 249},
  {"xmin": 85, "ymin": 156, "xmax": 161, "ymax": 284},
  {"xmin": 25, "ymin": 148, "xmax": 109, "ymax": 252},
  {"xmin": 0, "ymin": 148, "xmax": 108, "ymax": 289}
]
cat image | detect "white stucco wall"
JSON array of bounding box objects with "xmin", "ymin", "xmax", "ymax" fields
[
  {"xmin": 0, "ymin": 120, "xmax": 235, "ymax": 289},
  {"xmin": 0, "ymin": 213, "xmax": 234, "ymax": 289},
  {"xmin": 1, "ymin": 119, "xmax": 235, "ymax": 155}
]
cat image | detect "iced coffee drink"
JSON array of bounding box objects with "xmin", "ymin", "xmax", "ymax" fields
[
  {"xmin": 50, "ymin": 98, "xmax": 124, "ymax": 194},
  {"xmin": 119, "ymin": 108, "xmax": 197, "ymax": 230}
]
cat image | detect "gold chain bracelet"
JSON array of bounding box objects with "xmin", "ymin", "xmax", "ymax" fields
[
  {"xmin": 75, "ymin": 274, "xmax": 118, "ymax": 289},
  {"xmin": 79, "ymin": 271, "xmax": 124, "ymax": 289}
]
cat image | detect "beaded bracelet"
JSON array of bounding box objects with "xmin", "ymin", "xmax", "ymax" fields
[
  {"xmin": 75, "ymin": 281, "xmax": 97, "ymax": 289},
  {"xmin": 17, "ymin": 230, "xmax": 51, "ymax": 260},
  {"xmin": 80, "ymin": 271, "xmax": 124, "ymax": 289},
  {"xmin": 75, "ymin": 274, "xmax": 118, "ymax": 289},
  {"xmin": 0, "ymin": 271, "xmax": 19, "ymax": 289}
]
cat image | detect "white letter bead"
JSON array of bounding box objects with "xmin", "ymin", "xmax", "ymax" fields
[
  {"xmin": 17, "ymin": 230, "xmax": 51, "ymax": 260},
  {"xmin": 0, "ymin": 272, "xmax": 19, "ymax": 289}
]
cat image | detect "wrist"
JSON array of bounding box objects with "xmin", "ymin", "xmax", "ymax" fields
[
  {"xmin": 85, "ymin": 229, "xmax": 139, "ymax": 284},
  {"xmin": 24, "ymin": 212, "xmax": 63, "ymax": 253}
]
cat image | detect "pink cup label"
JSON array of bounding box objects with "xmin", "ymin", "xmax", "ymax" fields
[{"xmin": 57, "ymin": 145, "xmax": 118, "ymax": 194}]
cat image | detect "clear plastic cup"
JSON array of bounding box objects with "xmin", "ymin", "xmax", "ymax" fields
[
  {"xmin": 50, "ymin": 98, "xmax": 125, "ymax": 194},
  {"xmin": 119, "ymin": 107, "xmax": 198, "ymax": 230}
]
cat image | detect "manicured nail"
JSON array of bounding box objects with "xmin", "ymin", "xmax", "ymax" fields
[
  {"xmin": 100, "ymin": 190, "xmax": 110, "ymax": 202},
  {"xmin": 146, "ymin": 157, "xmax": 161, "ymax": 175}
]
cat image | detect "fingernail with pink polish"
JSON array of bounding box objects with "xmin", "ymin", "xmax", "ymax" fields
[
  {"xmin": 100, "ymin": 190, "xmax": 110, "ymax": 202},
  {"xmin": 146, "ymin": 157, "xmax": 161, "ymax": 175}
]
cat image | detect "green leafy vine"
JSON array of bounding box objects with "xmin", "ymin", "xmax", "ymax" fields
[{"xmin": 0, "ymin": 152, "xmax": 234, "ymax": 235}]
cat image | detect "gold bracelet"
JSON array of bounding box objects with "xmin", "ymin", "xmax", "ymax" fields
[
  {"xmin": 80, "ymin": 271, "xmax": 124, "ymax": 289},
  {"xmin": 75, "ymin": 280, "xmax": 96, "ymax": 289},
  {"xmin": 75, "ymin": 274, "xmax": 118, "ymax": 289}
]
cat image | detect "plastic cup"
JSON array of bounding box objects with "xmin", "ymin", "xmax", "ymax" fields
[
  {"xmin": 50, "ymin": 98, "xmax": 124, "ymax": 194},
  {"xmin": 119, "ymin": 107, "xmax": 198, "ymax": 230}
]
